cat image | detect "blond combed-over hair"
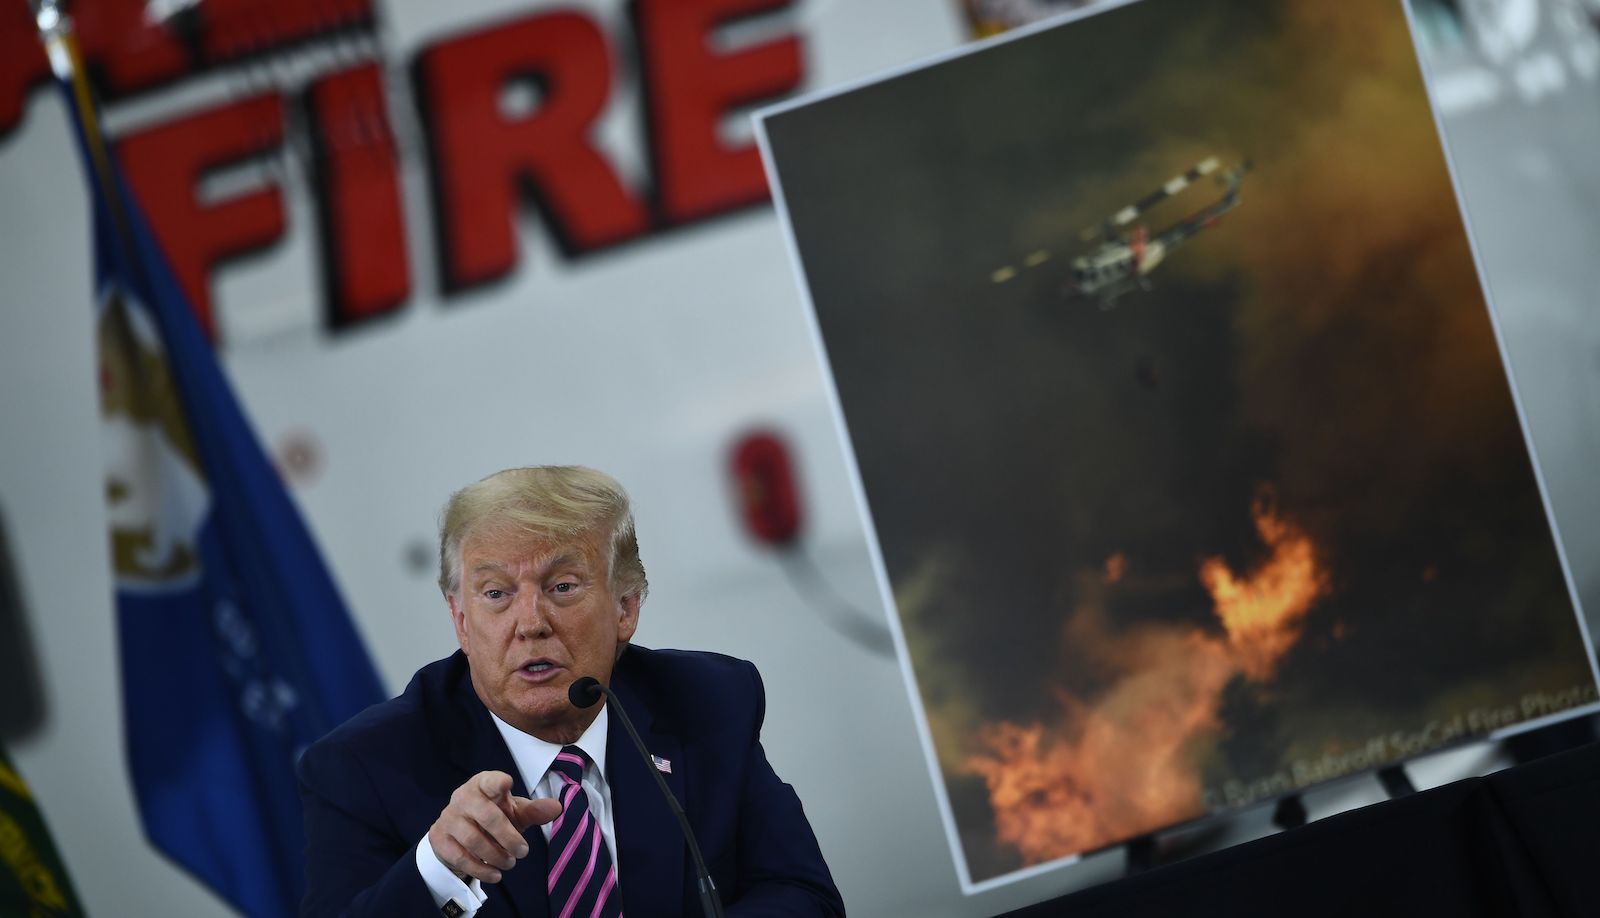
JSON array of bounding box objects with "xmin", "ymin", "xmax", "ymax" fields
[{"xmin": 438, "ymin": 466, "xmax": 648, "ymax": 604}]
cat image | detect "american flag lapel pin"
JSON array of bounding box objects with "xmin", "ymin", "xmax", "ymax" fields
[{"xmin": 651, "ymin": 754, "xmax": 672, "ymax": 774}]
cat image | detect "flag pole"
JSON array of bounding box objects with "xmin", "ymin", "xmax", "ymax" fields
[
  {"xmin": 30, "ymin": 7, "xmax": 390, "ymax": 914},
  {"xmin": 33, "ymin": 0, "xmax": 135, "ymax": 248}
]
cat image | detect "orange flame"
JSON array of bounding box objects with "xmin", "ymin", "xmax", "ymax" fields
[
  {"xmin": 964, "ymin": 495, "xmax": 1330, "ymax": 864},
  {"xmin": 1199, "ymin": 496, "xmax": 1330, "ymax": 681},
  {"xmin": 966, "ymin": 631, "xmax": 1234, "ymax": 863}
]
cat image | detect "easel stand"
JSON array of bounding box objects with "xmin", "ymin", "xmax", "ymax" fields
[
  {"xmin": 1120, "ymin": 711, "xmax": 1600, "ymax": 878},
  {"xmin": 1123, "ymin": 835, "xmax": 1156, "ymax": 875},
  {"xmin": 1501, "ymin": 713, "xmax": 1599, "ymax": 764},
  {"xmin": 1121, "ymin": 763, "xmax": 1419, "ymax": 877}
]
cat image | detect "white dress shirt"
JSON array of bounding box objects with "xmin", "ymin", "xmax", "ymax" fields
[{"xmin": 416, "ymin": 707, "xmax": 618, "ymax": 917}]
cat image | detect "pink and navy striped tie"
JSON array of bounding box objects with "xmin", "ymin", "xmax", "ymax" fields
[{"xmin": 546, "ymin": 746, "xmax": 622, "ymax": 918}]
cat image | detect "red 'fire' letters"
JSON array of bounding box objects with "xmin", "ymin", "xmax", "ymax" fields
[
  {"xmin": 201, "ymin": 0, "xmax": 374, "ymax": 60},
  {"xmin": 416, "ymin": 10, "xmax": 651, "ymax": 291},
  {"xmin": 635, "ymin": 0, "xmax": 803, "ymax": 224},
  {"xmin": 1, "ymin": 0, "xmax": 190, "ymax": 136},
  {"xmin": 7, "ymin": 2, "xmax": 804, "ymax": 341},
  {"xmin": 308, "ymin": 63, "xmax": 410, "ymax": 328},
  {"xmin": 0, "ymin": 0, "xmax": 378, "ymax": 137},
  {"xmin": 116, "ymin": 94, "xmax": 287, "ymax": 340}
]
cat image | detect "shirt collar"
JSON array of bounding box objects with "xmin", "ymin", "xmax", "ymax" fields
[{"xmin": 489, "ymin": 705, "xmax": 610, "ymax": 786}]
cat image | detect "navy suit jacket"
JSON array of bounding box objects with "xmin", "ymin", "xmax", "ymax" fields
[{"xmin": 297, "ymin": 646, "xmax": 844, "ymax": 917}]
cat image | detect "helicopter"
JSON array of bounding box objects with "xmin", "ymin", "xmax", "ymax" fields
[{"xmin": 990, "ymin": 155, "xmax": 1251, "ymax": 309}]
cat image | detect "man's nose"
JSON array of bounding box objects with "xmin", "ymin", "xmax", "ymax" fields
[{"xmin": 512, "ymin": 592, "xmax": 553, "ymax": 639}]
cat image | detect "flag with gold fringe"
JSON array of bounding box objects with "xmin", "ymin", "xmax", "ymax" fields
[
  {"xmin": 0, "ymin": 744, "xmax": 86, "ymax": 918},
  {"xmin": 37, "ymin": 9, "xmax": 387, "ymax": 916}
]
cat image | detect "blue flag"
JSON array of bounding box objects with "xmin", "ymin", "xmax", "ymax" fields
[{"xmin": 52, "ymin": 38, "xmax": 387, "ymax": 918}]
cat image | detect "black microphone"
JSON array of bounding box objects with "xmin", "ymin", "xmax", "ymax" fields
[{"xmin": 568, "ymin": 677, "xmax": 725, "ymax": 918}]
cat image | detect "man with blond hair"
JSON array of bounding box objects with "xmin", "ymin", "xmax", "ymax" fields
[{"xmin": 298, "ymin": 466, "xmax": 843, "ymax": 917}]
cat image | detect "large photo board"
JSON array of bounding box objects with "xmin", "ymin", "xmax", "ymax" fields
[{"xmin": 759, "ymin": 0, "xmax": 1600, "ymax": 891}]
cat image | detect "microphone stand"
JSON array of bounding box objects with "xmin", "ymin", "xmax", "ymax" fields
[{"xmin": 570, "ymin": 677, "xmax": 725, "ymax": 918}]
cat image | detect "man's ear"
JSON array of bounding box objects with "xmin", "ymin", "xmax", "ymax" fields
[
  {"xmin": 447, "ymin": 593, "xmax": 470, "ymax": 655},
  {"xmin": 617, "ymin": 592, "xmax": 641, "ymax": 644}
]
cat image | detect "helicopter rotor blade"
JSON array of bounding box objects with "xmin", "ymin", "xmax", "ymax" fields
[{"xmin": 1080, "ymin": 156, "xmax": 1221, "ymax": 241}]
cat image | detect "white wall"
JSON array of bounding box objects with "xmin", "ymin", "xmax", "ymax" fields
[{"xmin": 2, "ymin": 1, "xmax": 1598, "ymax": 916}]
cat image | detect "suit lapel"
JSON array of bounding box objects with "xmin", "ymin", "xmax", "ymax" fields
[
  {"xmin": 440, "ymin": 659, "xmax": 551, "ymax": 918},
  {"xmin": 609, "ymin": 670, "xmax": 687, "ymax": 917}
]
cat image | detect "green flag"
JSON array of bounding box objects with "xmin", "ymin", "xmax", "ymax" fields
[{"xmin": 0, "ymin": 744, "xmax": 86, "ymax": 917}]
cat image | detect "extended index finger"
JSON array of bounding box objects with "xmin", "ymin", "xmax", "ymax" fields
[
  {"xmin": 467, "ymin": 771, "xmax": 530, "ymax": 857},
  {"xmin": 476, "ymin": 770, "xmax": 515, "ymax": 811},
  {"xmin": 474, "ymin": 770, "xmax": 528, "ymax": 828}
]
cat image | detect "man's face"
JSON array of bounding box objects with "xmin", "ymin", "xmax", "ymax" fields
[{"xmin": 448, "ymin": 526, "xmax": 639, "ymax": 743}]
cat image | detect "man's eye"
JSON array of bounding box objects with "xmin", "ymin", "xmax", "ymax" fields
[
  {"xmin": 484, "ymin": 589, "xmax": 507, "ymax": 600},
  {"xmin": 552, "ymin": 582, "xmax": 574, "ymax": 594}
]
